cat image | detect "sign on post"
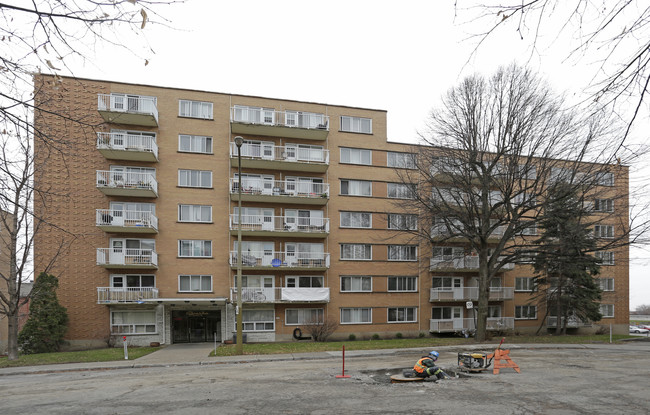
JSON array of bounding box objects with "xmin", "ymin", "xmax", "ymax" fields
[{"xmin": 123, "ymin": 336, "xmax": 128, "ymax": 360}]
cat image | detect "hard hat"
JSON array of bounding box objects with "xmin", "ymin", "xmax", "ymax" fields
[{"xmin": 428, "ymin": 351, "xmax": 439, "ymax": 360}]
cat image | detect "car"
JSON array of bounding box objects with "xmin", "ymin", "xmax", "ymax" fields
[
  {"xmin": 629, "ymin": 326, "xmax": 650, "ymax": 334},
  {"xmin": 636, "ymin": 324, "xmax": 650, "ymax": 331}
]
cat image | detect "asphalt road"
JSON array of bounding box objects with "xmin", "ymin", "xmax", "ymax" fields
[{"xmin": 1, "ymin": 342, "xmax": 648, "ymax": 414}]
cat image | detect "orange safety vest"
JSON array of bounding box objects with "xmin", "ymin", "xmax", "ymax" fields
[{"xmin": 414, "ymin": 357, "xmax": 431, "ymax": 374}]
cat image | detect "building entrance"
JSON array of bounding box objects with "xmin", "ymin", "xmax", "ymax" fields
[{"xmin": 172, "ymin": 310, "xmax": 221, "ymax": 343}]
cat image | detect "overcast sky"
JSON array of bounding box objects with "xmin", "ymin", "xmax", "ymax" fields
[{"xmin": 67, "ymin": 0, "xmax": 649, "ymax": 309}]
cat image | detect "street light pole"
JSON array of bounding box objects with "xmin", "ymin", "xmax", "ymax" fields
[{"xmin": 234, "ymin": 135, "xmax": 244, "ymax": 355}]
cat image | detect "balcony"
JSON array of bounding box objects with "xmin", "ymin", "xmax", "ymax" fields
[
  {"xmin": 229, "ymin": 287, "xmax": 330, "ymax": 304},
  {"xmin": 230, "ymin": 106, "xmax": 329, "ymax": 140},
  {"xmin": 96, "ymin": 171, "xmax": 158, "ymax": 198},
  {"xmin": 96, "ymin": 248, "xmax": 158, "ymax": 269},
  {"xmin": 229, "ymin": 251, "xmax": 330, "ymax": 271},
  {"xmin": 96, "ymin": 209, "xmax": 158, "ymax": 234},
  {"xmin": 431, "ymin": 223, "xmax": 506, "ymax": 242},
  {"xmin": 430, "ymin": 256, "xmax": 514, "ymax": 272},
  {"xmin": 230, "ymin": 179, "xmax": 328, "ymax": 205},
  {"xmin": 98, "ymin": 93, "xmax": 158, "ymax": 126},
  {"xmin": 97, "ymin": 132, "xmax": 159, "ymax": 162},
  {"xmin": 229, "ymin": 214, "xmax": 328, "ymax": 238},
  {"xmin": 230, "ymin": 142, "xmax": 329, "ymax": 173},
  {"xmin": 429, "ymin": 287, "xmax": 514, "ymax": 302},
  {"xmin": 97, "ymin": 287, "xmax": 159, "ymax": 304},
  {"xmin": 429, "ymin": 317, "xmax": 515, "ymax": 333}
]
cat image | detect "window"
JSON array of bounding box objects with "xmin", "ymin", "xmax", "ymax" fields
[
  {"xmin": 340, "ymin": 116, "xmax": 372, "ymax": 134},
  {"xmin": 431, "ymin": 307, "xmax": 461, "ymax": 320},
  {"xmin": 594, "ymin": 225, "xmax": 614, "ymax": 238},
  {"xmin": 340, "ymin": 276, "xmax": 372, "ymax": 292},
  {"xmin": 515, "ymin": 305, "xmax": 537, "ymax": 319},
  {"xmin": 519, "ymin": 221, "xmax": 537, "ymax": 236},
  {"xmin": 388, "ymin": 307, "xmax": 417, "ymax": 323},
  {"xmin": 599, "ymin": 278, "xmax": 614, "ymax": 291},
  {"xmin": 340, "ymin": 179, "xmax": 372, "ymax": 196},
  {"xmin": 111, "ymin": 311, "xmax": 156, "ymax": 334},
  {"xmin": 432, "ymin": 246, "xmax": 464, "ymax": 260},
  {"xmin": 285, "ymin": 308, "xmax": 324, "ymax": 325},
  {"xmin": 233, "ymin": 105, "xmax": 275, "ymax": 124},
  {"xmin": 340, "ymin": 308, "xmax": 372, "ymax": 324},
  {"xmin": 488, "ymin": 306, "xmax": 502, "ymax": 318},
  {"xmin": 595, "ymin": 251, "xmax": 615, "ymax": 265},
  {"xmin": 388, "ymin": 276, "xmax": 417, "ymax": 292},
  {"xmin": 600, "ymin": 304, "xmax": 614, "ymax": 318},
  {"xmin": 179, "ymin": 134, "xmax": 213, "ymax": 154},
  {"xmin": 387, "ymin": 213, "xmax": 417, "ymax": 230},
  {"xmin": 597, "ymin": 172, "xmax": 614, "ymax": 186},
  {"xmin": 179, "ymin": 169, "xmax": 212, "ymax": 188},
  {"xmin": 593, "ymin": 199, "xmax": 614, "ymax": 212},
  {"xmin": 515, "ymin": 277, "xmax": 536, "ymax": 292},
  {"xmin": 242, "ymin": 309, "xmax": 274, "ymax": 331},
  {"xmin": 432, "ymin": 277, "xmax": 462, "ymax": 291},
  {"xmin": 340, "ymin": 147, "xmax": 371, "ymax": 165},
  {"xmin": 388, "ymin": 245, "xmax": 417, "ymax": 261},
  {"xmin": 340, "ymin": 212, "xmax": 371, "ymax": 228},
  {"xmin": 179, "ymin": 99, "xmax": 213, "ymax": 119},
  {"xmin": 286, "ymin": 276, "xmax": 323, "ymax": 288},
  {"xmin": 110, "ymin": 274, "xmax": 155, "ymax": 288},
  {"xmin": 178, "ymin": 204, "xmax": 212, "ymax": 223},
  {"xmin": 387, "ymin": 183, "xmax": 416, "ymax": 199},
  {"xmin": 387, "ymin": 152, "xmax": 416, "ymax": 169},
  {"xmin": 178, "ymin": 275, "xmax": 212, "ymax": 292},
  {"xmin": 340, "ymin": 244, "xmax": 372, "ymax": 260},
  {"xmin": 178, "ymin": 240, "xmax": 212, "ymax": 257},
  {"xmin": 518, "ymin": 164, "xmax": 537, "ymax": 180}
]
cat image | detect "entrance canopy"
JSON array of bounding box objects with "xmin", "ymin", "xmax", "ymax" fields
[{"xmin": 142, "ymin": 297, "xmax": 228, "ymax": 306}]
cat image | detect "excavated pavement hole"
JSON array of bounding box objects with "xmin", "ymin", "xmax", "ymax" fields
[{"xmin": 359, "ymin": 368, "xmax": 474, "ymax": 384}]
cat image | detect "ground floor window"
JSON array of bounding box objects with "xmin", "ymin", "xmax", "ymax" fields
[
  {"xmin": 111, "ymin": 310, "xmax": 156, "ymax": 334},
  {"xmin": 340, "ymin": 307, "xmax": 372, "ymax": 324},
  {"xmin": 387, "ymin": 307, "xmax": 417, "ymax": 323},
  {"xmin": 515, "ymin": 305, "xmax": 537, "ymax": 320},
  {"xmin": 243, "ymin": 309, "xmax": 274, "ymax": 331},
  {"xmin": 600, "ymin": 304, "xmax": 614, "ymax": 318},
  {"xmin": 285, "ymin": 308, "xmax": 324, "ymax": 325}
]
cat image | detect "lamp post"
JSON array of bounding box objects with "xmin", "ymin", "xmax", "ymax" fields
[{"xmin": 234, "ymin": 135, "xmax": 244, "ymax": 355}]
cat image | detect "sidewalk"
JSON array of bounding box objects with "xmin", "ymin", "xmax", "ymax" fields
[{"xmin": 1, "ymin": 340, "xmax": 646, "ymax": 377}]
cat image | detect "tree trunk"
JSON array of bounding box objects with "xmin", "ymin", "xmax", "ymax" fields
[
  {"xmin": 7, "ymin": 313, "xmax": 19, "ymax": 360},
  {"xmin": 475, "ymin": 255, "xmax": 490, "ymax": 342}
]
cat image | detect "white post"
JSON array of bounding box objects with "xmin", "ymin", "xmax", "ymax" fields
[
  {"xmin": 123, "ymin": 336, "xmax": 128, "ymax": 360},
  {"xmin": 609, "ymin": 324, "xmax": 612, "ymax": 344}
]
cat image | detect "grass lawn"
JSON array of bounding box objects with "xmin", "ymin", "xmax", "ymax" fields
[{"xmin": 0, "ymin": 347, "xmax": 159, "ymax": 369}]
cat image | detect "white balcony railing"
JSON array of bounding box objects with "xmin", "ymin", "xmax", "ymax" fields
[
  {"xmin": 430, "ymin": 256, "xmax": 514, "ymax": 271},
  {"xmin": 97, "ymin": 287, "xmax": 159, "ymax": 303},
  {"xmin": 229, "ymin": 251, "xmax": 330, "ymax": 268},
  {"xmin": 96, "ymin": 171, "xmax": 158, "ymax": 194},
  {"xmin": 229, "ymin": 214, "xmax": 329, "ymax": 233},
  {"xmin": 97, "ymin": 132, "xmax": 159, "ymax": 158},
  {"xmin": 430, "ymin": 223, "xmax": 506, "ymax": 239},
  {"xmin": 231, "ymin": 107, "xmax": 329, "ymax": 131},
  {"xmin": 230, "ymin": 142, "xmax": 329, "ymax": 164},
  {"xmin": 230, "ymin": 178, "xmax": 329, "ymax": 198},
  {"xmin": 429, "ymin": 317, "xmax": 515, "ymax": 332},
  {"xmin": 98, "ymin": 93, "xmax": 158, "ymax": 122},
  {"xmin": 429, "ymin": 287, "xmax": 514, "ymax": 301},
  {"xmin": 229, "ymin": 287, "xmax": 330, "ymax": 303},
  {"xmin": 96, "ymin": 248, "xmax": 158, "ymax": 267},
  {"xmin": 96, "ymin": 209, "xmax": 158, "ymax": 231}
]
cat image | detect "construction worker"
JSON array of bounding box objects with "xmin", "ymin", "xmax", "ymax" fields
[{"xmin": 413, "ymin": 351, "xmax": 447, "ymax": 379}]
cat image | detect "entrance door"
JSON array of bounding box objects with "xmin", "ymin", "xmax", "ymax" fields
[
  {"xmin": 109, "ymin": 240, "xmax": 124, "ymax": 264},
  {"xmin": 172, "ymin": 310, "xmax": 221, "ymax": 343},
  {"xmin": 452, "ymin": 307, "xmax": 464, "ymax": 329},
  {"xmin": 189, "ymin": 317, "xmax": 206, "ymax": 342}
]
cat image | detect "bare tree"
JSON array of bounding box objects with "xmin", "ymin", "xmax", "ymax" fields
[
  {"xmin": 0, "ymin": 0, "xmax": 176, "ymax": 360},
  {"xmin": 396, "ymin": 64, "xmax": 641, "ymax": 342}
]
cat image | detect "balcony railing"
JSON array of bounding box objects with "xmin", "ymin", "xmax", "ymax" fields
[
  {"xmin": 230, "ymin": 179, "xmax": 329, "ymax": 198},
  {"xmin": 231, "ymin": 107, "xmax": 329, "ymax": 130},
  {"xmin": 96, "ymin": 209, "xmax": 158, "ymax": 232},
  {"xmin": 430, "ymin": 256, "xmax": 514, "ymax": 271},
  {"xmin": 229, "ymin": 287, "xmax": 330, "ymax": 303},
  {"xmin": 429, "ymin": 287, "xmax": 514, "ymax": 301},
  {"xmin": 230, "ymin": 142, "xmax": 329, "ymax": 164},
  {"xmin": 97, "ymin": 287, "xmax": 159, "ymax": 303},
  {"xmin": 96, "ymin": 248, "xmax": 158, "ymax": 268},
  {"xmin": 229, "ymin": 251, "xmax": 330, "ymax": 269},
  {"xmin": 98, "ymin": 93, "xmax": 158, "ymax": 126},
  {"xmin": 97, "ymin": 132, "xmax": 159, "ymax": 161},
  {"xmin": 429, "ymin": 317, "xmax": 515, "ymax": 333},
  {"xmin": 229, "ymin": 214, "xmax": 329, "ymax": 234},
  {"xmin": 96, "ymin": 170, "xmax": 158, "ymax": 197}
]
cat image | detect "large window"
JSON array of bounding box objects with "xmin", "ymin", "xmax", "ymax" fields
[
  {"xmin": 179, "ymin": 134, "xmax": 213, "ymax": 154},
  {"xmin": 179, "ymin": 99, "xmax": 213, "ymax": 119},
  {"xmin": 515, "ymin": 305, "xmax": 537, "ymax": 320},
  {"xmin": 178, "ymin": 204, "xmax": 212, "ymax": 223},
  {"xmin": 178, "ymin": 240, "xmax": 212, "ymax": 257},
  {"xmin": 515, "ymin": 277, "xmax": 536, "ymax": 292},
  {"xmin": 387, "ymin": 213, "xmax": 417, "ymax": 230},
  {"xmin": 178, "ymin": 275, "xmax": 212, "ymax": 292},
  {"xmin": 340, "ymin": 276, "xmax": 372, "ymax": 292},
  {"xmin": 285, "ymin": 308, "xmax": 324, "ymax": 325},
  {"xmin": 243, "ymin": 309, "xmax": 275, "ymax": 331},
  {"xmin": 387, "ymin": 183, "xmax": 416, "ymax": 199},
  {"xmin": 388, "ymin": 276, "xmax": 417, "ymax": 292},
  {"xmin": 340, "ymin": 116, "xmax": 372, "ymax": 134},
  {"xmin": 595, "ymin": 251, "xmax": 615, "ymax": 265},
  {"xmin": 111, "ymin": 311, "xmax": 156, "ymax": 334},
  {"xmin": 388, "ymin": 307, "xmax": 417, "ymax": 323},
  {"xmin": 178, "ymin": 169, "xmax": 212, "ymax": 188},
  {"xmin": 110, "ymin": 274, "xmax": 155, "ymax": 288},
  {"xmin": 597, "ymin": 172, "xmax": 614, "ymax": 186},
  {"xmin": 594, "ymin": 225, "xmax": 614, "ymax": 238},
  {"xmin": 340, "ymin": 147, "xmax": 371, "ymax": 165},
  {"xmin": 593, "ymin": 199, "xmax": 614, "ymax": 212},
  {"xmin": 600, "ymin": 304, "xmax": 614, "ymax": 318},
  {"xmin": 388, "ymin": 245, "xmax": 417, "ymax": 261},
  {"xmin": 340, "ymin": 244, "xmax": 372, "ymax": 260},
  {"xmin": 340, "ymin": 179, "xmax": 372, "ymax": 196},
  {"xmin": 387, "ymin": 152, "xmax": 416, "ymax": 169},
  {"xmin": 432, "ymin": 277, "xmax": 461, "ymax": 290},
  {"xmin": 340, "ymin": 308, "xmax": 372, "ymax": 324},
  {"xmin": 340, "ymin": 211, "xmax": 372, "ymax": 228},
  {"xmin": 286, "ymin": 276, "xmax": 323, "ymax": 288},
  {"xmin": 599, "ymin": 278, "xmax": 615, "ymax": 291}
]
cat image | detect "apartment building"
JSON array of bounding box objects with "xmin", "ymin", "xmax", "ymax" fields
[{"xmin": 32, "ymin": 75, "xmax": 629, "ymax": 348}]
